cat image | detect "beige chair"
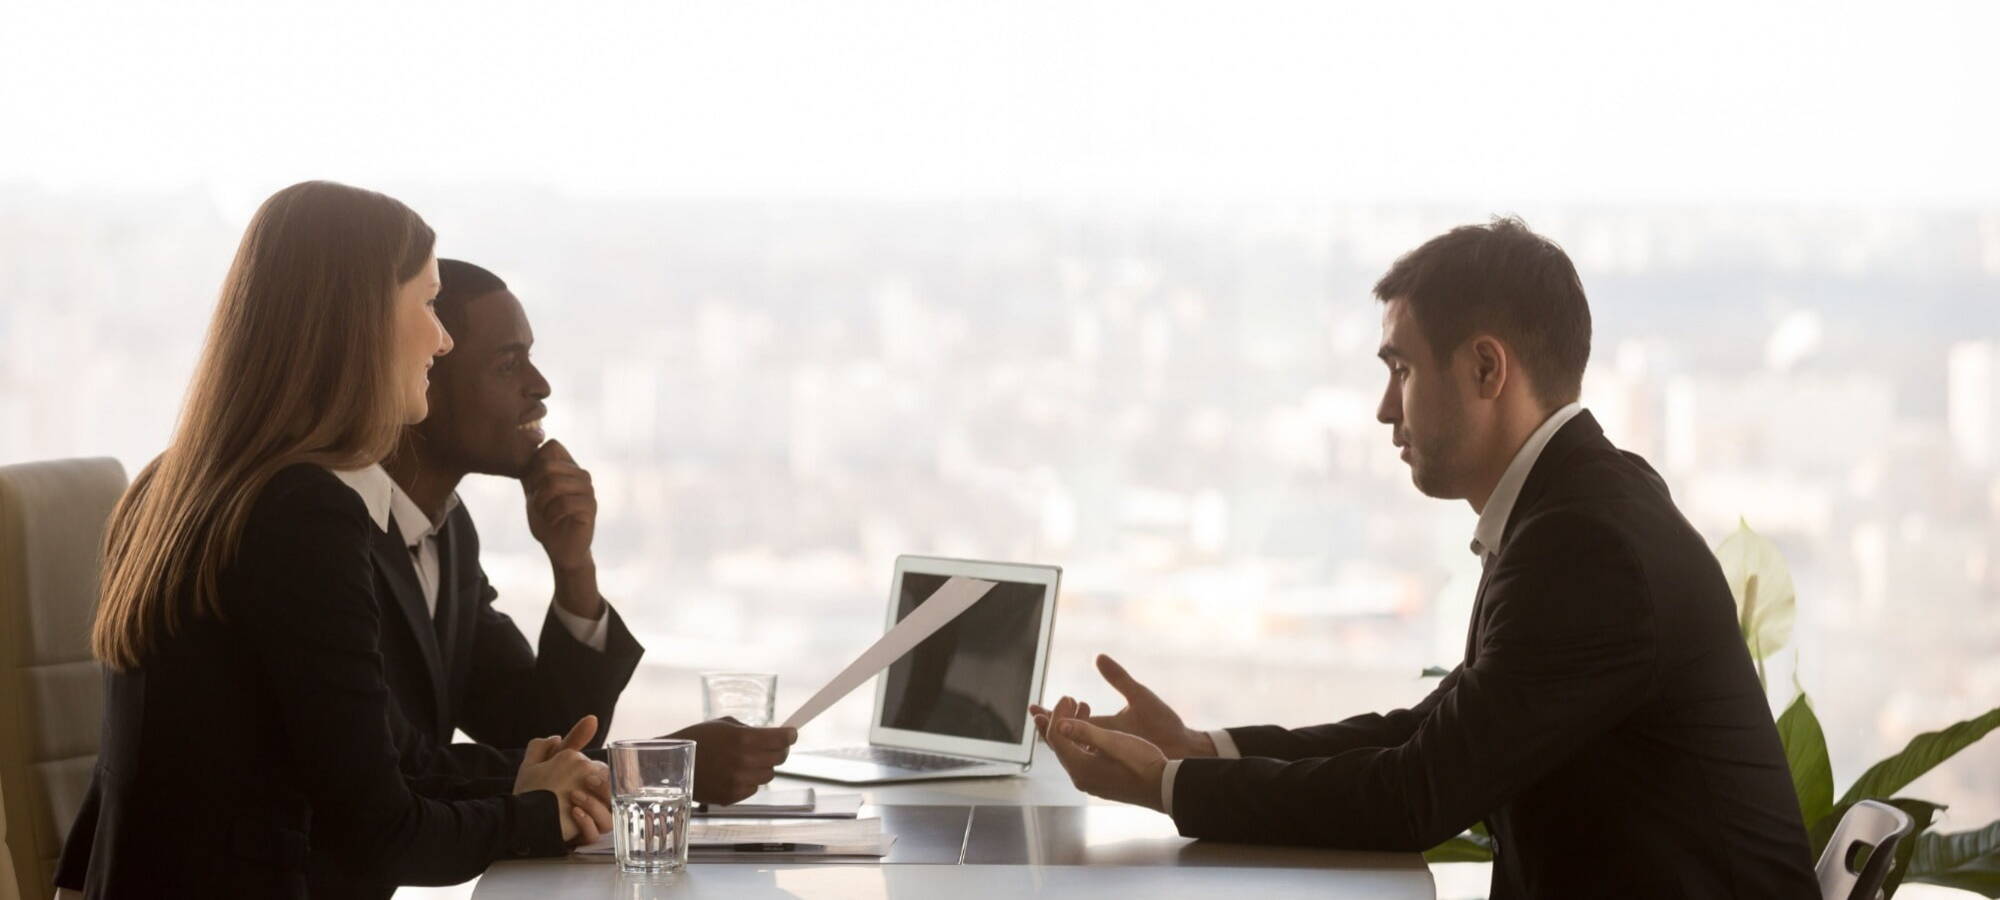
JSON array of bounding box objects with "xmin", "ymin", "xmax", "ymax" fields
[
  {"xmin": 0, "ymin": 458, "xmax": 126, "ymax": 900},
  {"xmin": 0, "ymin": 777, "xmax": 18, "ymax": 900}
]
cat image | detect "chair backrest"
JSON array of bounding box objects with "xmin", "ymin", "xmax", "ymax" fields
[
  {"xmin": 0, "ymin": 458, "xmax": 126, "ymax": 900},
  {"xmin": 0, "ymin": 776, "xmax": 18, "ymax": 900},
  {"xmin": 1816, "ymin": 799, "xmax": 1917, "ymax": 900}
]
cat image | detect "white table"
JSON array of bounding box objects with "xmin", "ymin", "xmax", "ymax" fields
[{"xmin": 472, "ymin": 764, "xmax": 1436, "ymax": 899}]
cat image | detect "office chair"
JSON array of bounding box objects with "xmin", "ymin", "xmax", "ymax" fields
[{"xmin": 0, "ymin": 458, "xmax": 125, "ymax": 900}]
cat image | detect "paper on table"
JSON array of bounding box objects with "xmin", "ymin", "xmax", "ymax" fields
[
  {"xmin": 576, "ymin": 816, "xmax": 890, "ymax": 858},
  {"xmin": 689, "ymin": 836, "xmax": 893, "ymax": 860},
  {"xmin": 701, "ymin": 787, "xmax": 815, "ymax": 813},
  {"xmin": 697, "ymin": 793, "xmax": 864, "ymax": 819},
  {"xmin": 780, "ymin": 576, "xmax": 997, "ymax": 729},
  {"xmin": 688, "ymin": 818, "xmax": 884, "ymax": 845}
]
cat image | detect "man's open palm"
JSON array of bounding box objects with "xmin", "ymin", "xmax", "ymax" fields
[{"xmin": 1030, "ymin": 654, "xmax": 1216, "ymax": 760}]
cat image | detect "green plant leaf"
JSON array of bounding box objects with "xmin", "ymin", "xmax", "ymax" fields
[
  {"xmin": 1837, "ymin": 706, "xmax": 2000, "ymax": 808},
  {"xmin": 1778, "ymin": 693, "xmax": 1834, "ymax": 829},
  {"xmin": 1809, "ymin": 798, "xmax": 1944, "ymax": 897},
  {"xmin": 1905, "ymin": 820, "xmax": 2000, "ymax": 896},
  {"xmin": 1713, "ymin": 519, "xmax": 1796, "ymax": 677},
  {"xmin": 1885, "ymin": 801, "xmax": 1945, "ymax": 898},
  {"xmin": 1424, "ymin": 830, "xmax": 1494, "ymax": 863},
  {"xmin": 1420, "ymin": 665, "xmax": 1451, "ymax": 679}
]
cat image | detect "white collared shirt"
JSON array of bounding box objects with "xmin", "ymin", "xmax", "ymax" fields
[
  {"xmin": 327, "ymin": 464, "xmax": 611, "ymax": 651},
  {"xmin": 386, "ymin": 477, "xmax": 460, "ymax": 619},
  {"xmin": 1158, "ymin": 403, "xmax": 1586, "ymax": 816}
]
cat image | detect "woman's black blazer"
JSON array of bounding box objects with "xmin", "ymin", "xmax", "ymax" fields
[{"xmin": 58, "ymin": 463, "xmax": 566, "ymax": 898}]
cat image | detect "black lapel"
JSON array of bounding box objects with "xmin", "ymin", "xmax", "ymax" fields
[
  {"xmin": 433, "ymin": 512, "xmax": 462, "ymax": 680},
  {"xmin": 1464, "ymin": 411, "xmax": 1609, "ymax": 663},
  {"xmin": 370, "ymin": 518, "xmax": 451, "ymax": 730}
]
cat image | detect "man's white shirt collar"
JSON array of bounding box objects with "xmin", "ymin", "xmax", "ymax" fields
[
  {"xmin": 387, "ymin": 478, "xmax": 460, "ymax": 549},
  {"xmin": 1470, "ymin": 402, "xmax": 1584, "ymax": 563}
]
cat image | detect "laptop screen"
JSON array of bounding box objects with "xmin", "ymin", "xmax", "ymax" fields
[{"xmin": 877, "ymin": 573, "xmax": 1049, "ymax": 744}]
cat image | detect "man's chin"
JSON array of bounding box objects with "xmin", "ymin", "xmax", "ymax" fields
[
  {"xmin": 1408, "ymin": 466, "xmax": 1453, "ymax": 500},
  {"xmin": 502, "ymin": 454, "xmax": 536, "ymax": 480},
  {"xmin": 469, "ymin": 452, "xmax": 536, "ymax": 481}
]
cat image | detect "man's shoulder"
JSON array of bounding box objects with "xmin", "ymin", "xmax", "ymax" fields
[
  {"xmin": 435, "ymin": 494, "xmax": 493, "ymax": 592},
  {"xmin": 439, "ymin": 494, "xmax": 483, "ymax": 543},
  {"xmin": 1522, "ymin": 439, "xmax": 1679, "ymax": 532},
  {"xmin": 1503, "ymin": 442, "xmax": 1723, "ymax": 601},
  {"xmin": 1501, "ymin": 501, "xmax": 1644, "ymax": 572}
]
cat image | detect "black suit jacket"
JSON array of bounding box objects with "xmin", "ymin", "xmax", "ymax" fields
[
  {"xmin": 299, "ymin": 495, "xmax": 647, "ymax": 899},
  {"xmin": 1170, "ymin": 412, "xmax": 1818, "ymax": 899},
  {"xmin": 56, "ymin": 464, "xmax": 567, "ymax": 899},
  {"xmin": 371, "ymin": 499, "xmax": 644, "ymax": 783}
]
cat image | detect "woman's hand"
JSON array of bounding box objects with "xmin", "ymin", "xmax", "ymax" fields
[{"xmin": 514, "ymin": 715, "xmax": 613, "ymax": 844}]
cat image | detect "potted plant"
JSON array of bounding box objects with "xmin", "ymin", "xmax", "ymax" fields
[{"xmin": 1424, "ymin": 520, "xmax": 2000, "ymax": 897}]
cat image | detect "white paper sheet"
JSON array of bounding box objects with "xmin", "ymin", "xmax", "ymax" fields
[
  {"xmin": 780, "ymin": 576, "xmax": 997, "ymax": 729},
  {"xmin": 576, "ymin": 817, "xmax": 892, "ymax": 859},
  {"xmin": 704, "ymin": 787, "xmax": 814, "ymax": 813},
  {"xmin": 696, "ymin": 793, "xmax": 864, "ymax": 819}
]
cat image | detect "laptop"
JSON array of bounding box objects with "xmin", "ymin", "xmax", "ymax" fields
[{"xmin": 777, "ymin": 555, "xmax": 1062, "ymax": 784}]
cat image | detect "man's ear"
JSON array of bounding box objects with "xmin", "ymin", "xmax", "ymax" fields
[{"xmin": 1469, "ymin": 336, "xmax": 1508, "ymax": 401}]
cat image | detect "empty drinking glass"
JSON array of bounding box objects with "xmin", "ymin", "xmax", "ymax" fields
[
  {"xmin": 607, "ymin": 739, "xmax": 696, "ymax": 874},
  {"xmin": 700, "ymin": 671, "xmax": 778, "ymax": 726}
]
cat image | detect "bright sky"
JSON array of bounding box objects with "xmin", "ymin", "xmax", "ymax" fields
[{"xmin": 2, "ymin": 0, "xmax": 1996, "ymax": 206}]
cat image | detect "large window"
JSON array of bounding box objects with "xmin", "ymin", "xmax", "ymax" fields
[{"xmin": 5, "ymin": 5, "xmax": 1996, "ymax": 885}]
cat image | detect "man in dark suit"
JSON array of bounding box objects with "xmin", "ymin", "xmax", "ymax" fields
[
  {"xmin": 1031, "ymin": 219, "xmax": 1819, "ymax": 898},
  {"xmin": 373, "ymin": 259, "xmax": 795, "ymax": 802},
  {"xmin": 274, "ymin": 260, "xmax": 798, "ymax": 898}
]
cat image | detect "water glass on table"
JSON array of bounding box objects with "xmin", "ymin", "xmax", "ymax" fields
[
  {"xmin": 700, "ymin": 671, "xmax": 777, "ymax": 726},
  {"xmin": 607, "ymin": 739, "xmax": 696, "ymax": 874}
]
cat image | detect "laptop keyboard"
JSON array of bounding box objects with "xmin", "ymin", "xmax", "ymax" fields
[{"xmin": 802, "ymin": 746, "xmax": 985, "ymax": 772}]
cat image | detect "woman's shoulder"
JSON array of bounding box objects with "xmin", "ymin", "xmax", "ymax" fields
[
  {"xmin": 247, "ymin": 462, "xmax": 374, "ymax": 533},
  {"xmin": 223, "ymin": 463, "xmax": 383, "ymax": 604}
]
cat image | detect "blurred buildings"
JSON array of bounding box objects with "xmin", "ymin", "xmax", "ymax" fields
[{"xmin": 5, "ymin": 188, "xmax": 1996, "ymax": 826}]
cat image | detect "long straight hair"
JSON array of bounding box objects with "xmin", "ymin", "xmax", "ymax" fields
[{"xmin": 92, "ymin": 181, "xmax": 435, "ymax": 669}]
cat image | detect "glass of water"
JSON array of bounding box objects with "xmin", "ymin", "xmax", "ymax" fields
[
  {"xmin": 607, "ymin": 739, "xmax": 696, "ymax": 874},
  {"xmin": 700, "ymin": 671, "xmax": 777, "ymax": 726}
]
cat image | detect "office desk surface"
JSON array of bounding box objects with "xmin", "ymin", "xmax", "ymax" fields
[{"xmin": 473, "ymin": 764, "xmax": 1435, "ymax": 898}]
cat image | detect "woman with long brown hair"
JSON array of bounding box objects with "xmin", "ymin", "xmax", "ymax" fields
[{"xmin": 56, "ymin": 181, "xmax": 608, "ymax": 897}]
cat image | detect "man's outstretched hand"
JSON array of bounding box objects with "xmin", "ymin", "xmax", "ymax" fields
[
  {"xmin": 1029, "ymin": 654, "xmax": 1217, "ymax": 760},
  {"xmin": 1034, "ymin": 696, "xmax": 1169, "ymax": 811},
  {"xmin": 664, "ymin": 718, "xmax": 798, "ymax": 805}
]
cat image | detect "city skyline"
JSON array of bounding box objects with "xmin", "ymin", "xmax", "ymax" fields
[{"xmin": 5, "ymin": 188, "xmax": 1997, "ymax": 836}]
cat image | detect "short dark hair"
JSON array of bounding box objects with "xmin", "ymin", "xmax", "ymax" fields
[
  {"xmin": 1373, "ymin": 216, "xmax": 1591, "ymax": 407},
  {"xmin": 435, "ymin": 258, "xmax": 508, "ymax": 337}
]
